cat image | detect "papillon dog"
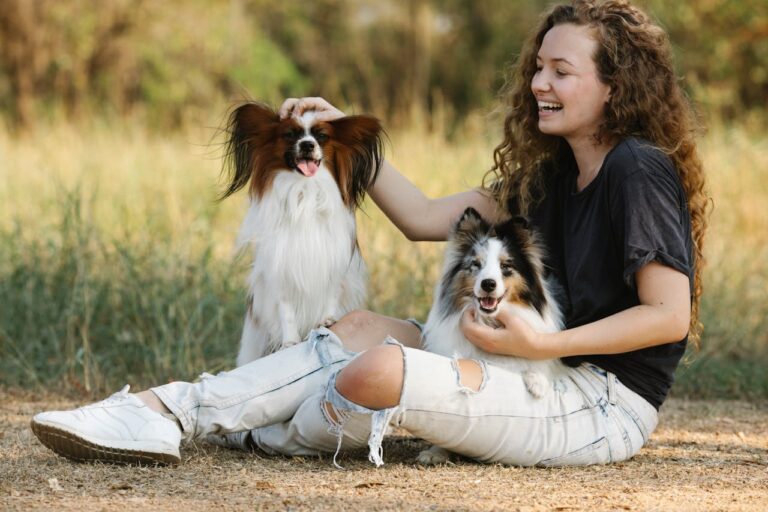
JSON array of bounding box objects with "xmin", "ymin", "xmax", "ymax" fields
[
  {"xmin": 222, "ymin": 102, "xmax": 384, "ymax": 365},
  {"xmin": 418, "ymin": 207, "xmax": 567, "ymax": 464}
]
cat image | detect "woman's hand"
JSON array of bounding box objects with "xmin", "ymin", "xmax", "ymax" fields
[
  {"xmin": 459, "ymin": 306, "xmax": 554, "ymax": 360},
  {"xmin": 278, "ymin": 97, "xmax": 346, "ymax": 122}
]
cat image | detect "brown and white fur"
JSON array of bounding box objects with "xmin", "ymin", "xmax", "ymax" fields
[
  {"xmin": 418, "ymin": 207, "xmax": 567, "ymax": 464},
  {"xmin": 222, "ymin": 102, "xmax": 384, "ymax": 365}
]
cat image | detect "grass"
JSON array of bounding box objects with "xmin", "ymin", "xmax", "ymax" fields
[{"xmin": 0, "ymin": 117, "xmax": 766, "ymax": 398}]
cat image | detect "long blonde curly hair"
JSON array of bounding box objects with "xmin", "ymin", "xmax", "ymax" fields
[{"xmin": 486, "ymin": 0, "xmax": 709, "ymax": 347}]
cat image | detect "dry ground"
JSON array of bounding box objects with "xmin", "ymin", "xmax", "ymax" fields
[{"xmin": 1, "ymin": 389, "xmax": 766, "ymax": 511}]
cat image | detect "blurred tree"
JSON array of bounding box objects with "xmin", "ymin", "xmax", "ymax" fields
[
  {"xmin": 0, "ymin": 0, "xmax": 765, "ymax": 130},
  {"xmin": 645, "ymin": 0, "xmax": 768, "ymax": 120}
]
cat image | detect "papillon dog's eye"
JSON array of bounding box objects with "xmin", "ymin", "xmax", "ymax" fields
[
  {"xmin": 282, "ymin": 129, "xmax": 300, "ymax": 140},
  {"xmin": 311, "ymin": 129, "xmax": 329, "ymax": 143}
]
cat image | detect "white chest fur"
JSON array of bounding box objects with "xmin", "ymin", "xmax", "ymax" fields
[{"xmin": 235, "ymin": 169, "xmax": 367, "ymax": 364}]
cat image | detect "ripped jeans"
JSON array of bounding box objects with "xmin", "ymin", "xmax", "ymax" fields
[{"xmin": 151, "ymin": 327, "xmax": 658, "ymax": 467}]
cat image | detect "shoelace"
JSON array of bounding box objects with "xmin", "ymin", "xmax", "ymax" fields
[{"xmin": 84, "ymin": 384, "xmax": 132, "ymax": 408}]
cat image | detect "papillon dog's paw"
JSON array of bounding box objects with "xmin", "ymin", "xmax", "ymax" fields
[
  {"xmin": 282, "ymin": 338, "xmax": 301, "ymax": 349},
  {"xmin": 319, "ymin": 317, "xmax": 337, "ymax": 328},
  {"xmin": 523, "ymin": 370, "xmax": 550, "ymax": 399},
  {"xmin": 416, "ymin": 445, "xmax": 453, "ymax": 465}
]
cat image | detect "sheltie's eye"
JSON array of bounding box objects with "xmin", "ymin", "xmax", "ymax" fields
[
  {"xmin": 501, "ymin": 260, "xmax": 514, "ymax": 277},
  {"xmin": 467, "ymin": 259, "xmax": 481, "ymax": 272},
  {"xmin": 311, "ymin": 128, "xmax": 329, "ymax": 143}
]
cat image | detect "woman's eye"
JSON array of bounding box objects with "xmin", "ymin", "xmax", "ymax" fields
[{"xmin": 555, "ymin": 69, "xmax": 567, "ymax": 77}]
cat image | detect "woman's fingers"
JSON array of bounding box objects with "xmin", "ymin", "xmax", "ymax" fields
[
  {"xmin": 278, "ymin": 97, "xmax": 346, "ymax": 121},
  {"xmin": 460, "ymin": 309, "xmax": 491, "ymax": 349},
  {"xmin": 278, "ymin": 98, "xmax": 300, "ymax": 119}
]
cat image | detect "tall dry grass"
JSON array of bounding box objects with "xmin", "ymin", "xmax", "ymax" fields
[{"xmin": 0, "ymin": 118, "xmax": 765, "ymax": 397}]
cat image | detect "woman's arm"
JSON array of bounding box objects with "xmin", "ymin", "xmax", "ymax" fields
[
  {"xmin": 280, "ymin": 97, "xmax": 499, "ymax": 241},
  {"xmin": 370, "ymin": 161, "xmax": 497, "ymax": 241},
  {"xmin": 460, "ymin": 262, "xmax": 691, "ymax": 359}
]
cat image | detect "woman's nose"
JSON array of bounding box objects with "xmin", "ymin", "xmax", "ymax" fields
[{"xmin": 531, "ymin": 70, "xmax": 550, "ymax": 94}]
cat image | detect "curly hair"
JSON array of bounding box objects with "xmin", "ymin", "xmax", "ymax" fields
[{"xmin": 486, "ymin": 0, "xmax": 709, "ymax": 347}]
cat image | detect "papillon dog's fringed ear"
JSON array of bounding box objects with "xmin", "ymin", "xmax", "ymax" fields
[
  {"xmin": 329, "ymin": 115, "xmax": 385, "ymax": 209},
  {"xmin": 221, "ymin": 102, "xmax": 279, "ymax": 200}
]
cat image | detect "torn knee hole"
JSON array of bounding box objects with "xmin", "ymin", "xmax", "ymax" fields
[{"xmin": 455, "ymin": 359, "xmax": 484, "ymax": 392}]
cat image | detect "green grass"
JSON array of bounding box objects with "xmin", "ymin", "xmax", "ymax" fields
[{"xmin": 0, "ymin": 119, "xmax": 766, "ymax": 398}]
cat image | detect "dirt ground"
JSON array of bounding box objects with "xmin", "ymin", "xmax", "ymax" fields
[{"xmin": 1, "ymin": 389, "xmax": 766, "ymax": 511}]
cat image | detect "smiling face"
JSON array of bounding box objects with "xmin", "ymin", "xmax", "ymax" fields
[
  {"xmin": 462, "ymin": 238, "xmax": 517, "ymax": 316},
  {"xmin": 531, "ymin": 23, "xmax": 611, "ymax": 144}
]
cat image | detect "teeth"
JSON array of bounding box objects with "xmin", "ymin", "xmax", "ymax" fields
[{"xmin": 538, "ymin": 101, "xmax": 563, "ymax": 111}]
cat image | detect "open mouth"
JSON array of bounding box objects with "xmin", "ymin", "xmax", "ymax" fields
[
  {"xmin": 538, "ymin": 101, "xmax": 563, "ymax": 113},
  {"xmin": 475, "ymin": 295, "xmax": 501, "ymax": 314},
  {"xmin": 294, "ymin": 158, "xmax": 321, "ymax": 177}
]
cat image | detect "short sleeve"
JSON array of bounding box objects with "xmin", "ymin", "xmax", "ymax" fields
[{"xmin": 610, "ymin": 162, "xmax": 692, "ymax": 289}]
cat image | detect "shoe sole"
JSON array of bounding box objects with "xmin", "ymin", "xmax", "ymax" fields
[{"xmin": 31, "ymin": 420, "xmax": 180, "ymax": 466}]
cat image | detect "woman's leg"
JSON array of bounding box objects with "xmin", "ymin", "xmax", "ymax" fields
[
  {"xmin": 30, "ymin": 311, "xmax": 420, "ymax": 465},
  {"xmin": 138, "ymin": 310, "xmax": 421, "ymax": 416},
  {"xmin": 245, "ymin": 343, "xmax": 483, "ymax": 466},
  {"xmin": 204, "ymin": 312, "xmax": 422, "ymax": 452},
  {"xmin": 317, "ymin": 340, "xmax": 658, "ymax": 467}
]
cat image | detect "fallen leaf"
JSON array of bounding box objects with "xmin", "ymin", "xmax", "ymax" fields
[
  {"xmin": 253, "ymin": 481, "xmax": 274, "ymax": 490},
  {"xmin": 47, "ymin": 478, "xmax": 63, "ymax": 492}
]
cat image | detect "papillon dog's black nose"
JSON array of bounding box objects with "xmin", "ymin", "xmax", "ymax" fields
[
  {"xmin": 481, "ymin": 279, "xmax": 496, "ymax": 292},
  {"xmin": 299, "ymin": 140, "xmax": 315, "ymax": 152}
]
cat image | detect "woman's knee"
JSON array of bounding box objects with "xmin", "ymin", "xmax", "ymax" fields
[
  {"xmin": 334, "ymin": 344, "xmax": 404, "ymax": 410},
  {"xmin": 332, "ymin": 309, "xmax": 376, "ymax": 339},
  {"xmin": 456, "ymin": 359, "xmax": 483, "ymax": 392},
  {"xmin": 330, "ymin": 310, "xmax": 421, "ymax": 352}
]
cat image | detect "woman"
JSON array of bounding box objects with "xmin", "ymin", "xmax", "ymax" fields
[{"xmin": 31, "ymin": 0, "xmax": 707, "ymax": 467}]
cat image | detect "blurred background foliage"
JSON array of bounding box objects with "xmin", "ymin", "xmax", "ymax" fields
[{"xmin": 1, "ymin": 0, "xmax": 766, "ymax": 131}]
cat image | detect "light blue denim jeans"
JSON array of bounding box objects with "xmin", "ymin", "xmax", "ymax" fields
[{"xmin": 152, "ymin": 327, "xmax": 658, "ymax": 467}]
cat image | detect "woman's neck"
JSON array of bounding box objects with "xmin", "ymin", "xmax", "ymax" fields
[{"xmin": 569, "ymin": 136, "xmax": 615, "ymax": 192}]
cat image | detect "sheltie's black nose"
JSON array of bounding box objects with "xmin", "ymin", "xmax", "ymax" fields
[{"xmin": 481, "ymin": 279, "xmax": 496, "ymax": 292}]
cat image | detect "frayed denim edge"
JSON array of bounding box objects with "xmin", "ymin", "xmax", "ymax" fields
[{"xmin": 323, "ymin": 335, "xmax": 406, "ymax": 468}]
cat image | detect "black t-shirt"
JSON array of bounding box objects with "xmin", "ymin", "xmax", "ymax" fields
[{"xmin": 518, "ymin": 138, "xmax": 694, "ymax": 409}]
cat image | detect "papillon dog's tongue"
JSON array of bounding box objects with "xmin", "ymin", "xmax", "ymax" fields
[{"xmin": 297, "ymin": 159, "xmax": 319, "ymax": 177}]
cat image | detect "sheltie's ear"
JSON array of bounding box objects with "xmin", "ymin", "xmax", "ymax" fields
[
  {"xmin": 329, "ymin": 115, "xmax": 385, "ymax": 208},
  {"xmin": 511, "ymin": 215, "xmax": 530, "ymax": 229},
  {"xmin": 495, "ymin": 215, "xmax": 532, "ymax": 242},
  {"xmin": 221, "ymin": 102, "xmax": 280, "ymax": 200},
  {"xmin": 452, "ymin": 207, "xmax": 490, "ymax": 240}
]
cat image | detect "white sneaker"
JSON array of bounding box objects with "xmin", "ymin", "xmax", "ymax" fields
[
  {"xmin": 206, "ymin": 431, "xmax": 255, "ymax": 452},
  {"xmin": 31, "ymin": 385, "xmax": 182, "ymax": 465}
]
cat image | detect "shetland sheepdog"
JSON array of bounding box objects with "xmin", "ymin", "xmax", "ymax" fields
[
  {"xmin": 222, "ymin": 102, "xmax": 384, "ymax": 365},
  {"xmin": 422, "ymin": 207, "xmax": 566, "ymax": 392},
  {"xmin": 418, "ymin": 207, "xmax": 567, "ymax": 463}
]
